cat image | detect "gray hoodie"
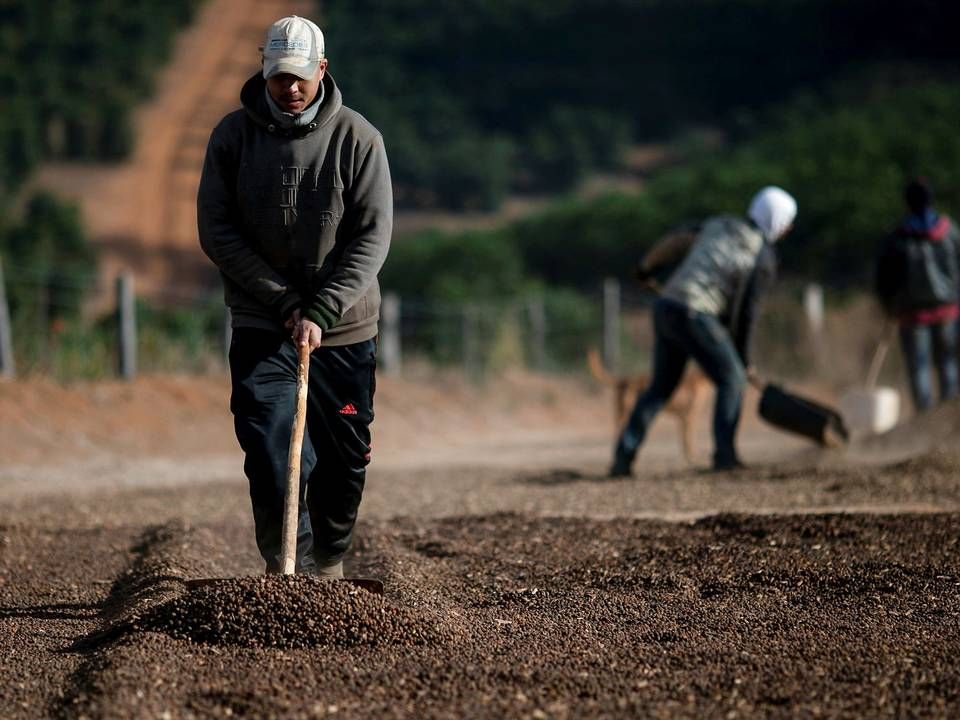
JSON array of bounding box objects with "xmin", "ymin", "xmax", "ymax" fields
[{"xmin": 198, "ymin": 72, "xmax": 393, "ymax": 345}]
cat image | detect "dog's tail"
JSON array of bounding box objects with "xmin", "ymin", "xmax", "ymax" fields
[{"xmin": 587, "ymin": 347, "xmax": 618, "ymax": 386}]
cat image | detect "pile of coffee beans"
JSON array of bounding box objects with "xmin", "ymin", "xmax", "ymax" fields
[{"xmin": 139, "ymin": 575, "xmax": 448, "ymax": 650}]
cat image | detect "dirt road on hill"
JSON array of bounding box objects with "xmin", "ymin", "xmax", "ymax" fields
[
  {"xmin": 28, "ymin": 0, "xmax": 314, "ymax": 302},
  {"xmin": 2, "ymin": 376, "xmax": 960, "ymax": 718}
]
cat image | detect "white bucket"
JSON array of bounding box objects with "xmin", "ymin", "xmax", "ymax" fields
[{"xmin": 839, "ymin": 387, "xmax": 901, "ymax": 435}]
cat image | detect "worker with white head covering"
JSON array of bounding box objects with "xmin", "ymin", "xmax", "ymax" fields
[{"xmin": 611, "ymin": 186, "xmax": 797, "ymax": 475}]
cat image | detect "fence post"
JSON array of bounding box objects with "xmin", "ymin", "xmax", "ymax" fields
[
  {"xmin": 527, "ymin": 295, "xmax": 547, "ymax": 371},
  {"xmin": 380, "ymin": 292, "xmax": 402, "ymax": 376},
  {"xmin": 804, "ymin": 283, "xmax": 825, "ymax": 371},
  {"xmin": 804, "ymin": 283, "xmax": 824, "ymax": 337},
  {"xmin": 117, "ymin": 272, "xmax": 137, "ymax": 380},
  {"xmin": 0, "ymin": 257, "xmax": 14, "ymax": 379},
  {"xmin": 463, "ymin": 303, "xmax": 481, "ymax": 380},
  {"xmin": 602, "ymin": 277, "xmax": 621, "ymax": 374}
]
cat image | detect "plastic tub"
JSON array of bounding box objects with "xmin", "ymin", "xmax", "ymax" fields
[{"xmin": 838, "ymin": 387, "xmax": 901, "ymax": 435}]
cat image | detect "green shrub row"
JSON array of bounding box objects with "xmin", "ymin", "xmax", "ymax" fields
[{"xmin": 385, "ymin": 77, "xmax": 960, "ymax": 296}]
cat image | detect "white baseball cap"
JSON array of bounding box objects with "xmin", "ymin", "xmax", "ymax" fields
[{"xmin": 261, "ymin": 16, "xmax": 325, "ymax": 80}]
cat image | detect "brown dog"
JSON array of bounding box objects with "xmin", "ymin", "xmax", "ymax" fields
[{"xmin": 587, "ymin": 348, "xmax": 710, "ymax": 464}]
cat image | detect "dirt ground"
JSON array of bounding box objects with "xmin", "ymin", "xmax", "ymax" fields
[{"xmin": 1, "ymin": 373, "xmax": 959, "ymax": 718}]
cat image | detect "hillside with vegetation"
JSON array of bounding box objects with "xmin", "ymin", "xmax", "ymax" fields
[
  {"xmin": 0, "ymin": 0, "xmax": 201, "ymax": 374},
  {"xmin": 1, "ymin": 0, "xmax": 960, "ymax": 375},
  {"xmin": 0, "ymin": 0, "xmax": 199, "ymax": 191},
  {"xmin": 325, "ymin": 0, "xmax": 960, "ymax": 210},
  {"xmin": 0, "ymin": 0, "xmax": 201, "ymax": 290},
  {"xmin": 384, "ymin": 74, "xmax": 960, "ymax": 296}
]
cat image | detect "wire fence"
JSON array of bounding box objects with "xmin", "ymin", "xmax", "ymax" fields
[{"xmin": 0, "ymin": 258, "xmax": 898, "ymax": 389}]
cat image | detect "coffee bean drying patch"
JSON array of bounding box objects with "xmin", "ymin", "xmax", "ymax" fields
[{"xmin": 4, "ymin": 449, "xmax": 960, "ymax": 718}]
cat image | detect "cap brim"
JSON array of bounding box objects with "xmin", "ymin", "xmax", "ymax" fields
[{"xmin": 263, "ymin": 58, "xmax": 319, "ymax": 80}]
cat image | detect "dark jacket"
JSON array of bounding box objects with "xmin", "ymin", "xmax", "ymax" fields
[
  {"xmin": 198, "ymin": 73, "xmax": 393, "ymax": 345},
  {"xmin": 875, "ymin": 210, "xmax": 960, "ymax": 326}
]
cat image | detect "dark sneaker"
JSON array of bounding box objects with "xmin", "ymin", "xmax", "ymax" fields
[{"xmin": 608, "ymin": 458, "xmax": 633, "ymax": 478}]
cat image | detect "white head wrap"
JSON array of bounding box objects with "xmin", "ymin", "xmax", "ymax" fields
[{"xmin": 747, "ymin": 186, "xmax": 797, "ymax": 242}]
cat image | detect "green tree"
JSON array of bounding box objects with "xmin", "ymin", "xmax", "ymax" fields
[{"xmin": 2, "ymin": 192, "xmax": 97, "ymax": 322}]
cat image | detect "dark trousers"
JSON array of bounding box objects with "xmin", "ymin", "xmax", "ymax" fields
[
  {"xmin": 229, "ymin": 329, "xmax": 376, "ymax": 573},
  {"xmin": 900, "ymin": 320, "xmax": 959, "ymax": 412},
  {"xmin": 614, "ymin": 298, "xmax": 746, "ymax": 469}
]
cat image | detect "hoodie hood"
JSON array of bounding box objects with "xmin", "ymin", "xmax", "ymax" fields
[
  {"xmin": 900, "ymin": 208, "xmax": 950, "ymax": 241},
  {"xmin": 240, "ymin": 71, "xmax": 343, "ymax": 136},
  {"xmin": 263, "ymin": 80, "xmax": 324, "ymax": 129}
]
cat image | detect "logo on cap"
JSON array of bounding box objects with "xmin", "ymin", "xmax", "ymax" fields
[{"xmin": 269, "ymin": 39, "xmax": 310, "ymax": 51}]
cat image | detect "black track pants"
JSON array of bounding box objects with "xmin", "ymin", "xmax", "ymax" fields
[{"xmin": 229, "ymin": 329, "xmax": 376, "ymax": 572}]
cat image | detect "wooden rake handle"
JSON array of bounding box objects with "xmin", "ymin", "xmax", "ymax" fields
[
  {"xmin": 280, "ymin": 340, "xmax": 313, "ymax": 575},
  {"xmin": 865, "ymin": 322, "xmax": 895, "ymax": 391}
]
